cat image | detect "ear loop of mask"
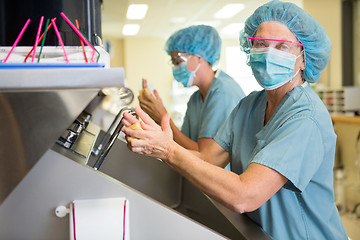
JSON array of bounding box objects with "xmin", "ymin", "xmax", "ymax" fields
[
  {"xmin": 187, "ymin": 56, "xmax": 201, "ymax": 87},
  {"xmin": 290, "ymin": 50, "xmax": 305, "ymax": 83}
]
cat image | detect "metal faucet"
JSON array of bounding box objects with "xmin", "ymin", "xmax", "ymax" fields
[
  {"xmin": 93, "ymin": 107, "xmax": 137, "ymax": 170},
  {"xmin": 92, "ymin": 106, "xmax": 135, "ymax": 156},
  {"xmin": 92, "ymin": 87, "xmax": 134, "ymax": 155}
]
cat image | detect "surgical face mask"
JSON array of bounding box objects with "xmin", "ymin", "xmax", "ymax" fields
[
  {"xmin": 172, "ymin": 59, "xmax": 200, "ymax": 87},
  {"xmin": 249, "ymin": 47, "xmax": 303, "ymax": 90}
]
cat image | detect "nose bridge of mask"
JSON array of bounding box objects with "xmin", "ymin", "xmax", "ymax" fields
[
  {"xmin": 172, "ymin": 62, "xmax": 187, "ymax": 76},
  {"xmin": 250, "ymin": 47, "xmax": 296, "ymax": 73}
]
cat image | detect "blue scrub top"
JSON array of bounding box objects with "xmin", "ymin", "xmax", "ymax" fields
[
  {"xmin": 181, "ymin": 70, "xmax": 245, "ymax": 141},
  {"xmin": 214, "ymin": 82, "xmax": 347, "ymax": 239}
]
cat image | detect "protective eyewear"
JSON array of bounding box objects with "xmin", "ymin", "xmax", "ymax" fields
[
  {"xmin": 248, "ymin": 37, "xmax": 303, "ymax": 52},
  {"xmin": 169, "ymin": 53, "xmax": 189, "ymax": 66}
]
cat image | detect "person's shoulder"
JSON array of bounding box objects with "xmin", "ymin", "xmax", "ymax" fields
[
  {"xmin": 187, "ymin": 88, "xmax": 201, "ymax": 102},
  {"xmin": 292, "ymin": 83, "xmax": 328, "ymax": 115},
  {"xmin": 215, "ymin": 70, "xmax": 237, "ymax": 86},
  {"xmin": 231, "ymin": 90, "xmax": 264, "ymax": 113},
  {"xmin": 242, "ymin": 90, "xmax": 264, "ymax": 104},
  {"xmin": 286, "ymin": 83, "xmax": 332, "ymax": 127},
  {"xmin": 212, "ymin": 70, "xmax": 246, "ymax": 97}
]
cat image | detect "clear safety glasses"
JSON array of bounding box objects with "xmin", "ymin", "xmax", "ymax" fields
[
  {"xmin": 169, "ymin": 53, "xmax": 190, "ymax": 66},
  {"xmin": 248, "ymin": 37, "xmax": 303, "ymax": 53}
]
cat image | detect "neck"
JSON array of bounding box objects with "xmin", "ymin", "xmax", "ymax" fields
[
  {"xmin": 264, "ymin": 76, "xmax": 304, "ymax": 125},
  {"xmin": 197, "ymin": 67, "xmax": 216, "ymax": 101}
]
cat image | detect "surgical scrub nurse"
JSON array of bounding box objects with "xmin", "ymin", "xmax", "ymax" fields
[
  {"xmin": 138, "ymin": 25, "xmax": 245, "ymax": 155},
  {"xmin": 122, "ymin": 0, "xmax": 348, "ymax": 239}
]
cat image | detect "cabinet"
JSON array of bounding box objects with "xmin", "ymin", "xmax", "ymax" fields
[{"xmin": 317, "ymin": 87, "xmax": 360, "ymax": 115}]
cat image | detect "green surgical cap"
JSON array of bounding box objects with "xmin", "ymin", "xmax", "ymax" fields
[
  {"xmin": 239, "ymin": 0, "xmax": 331, "ymax": 83},
  {"xmin": 165, "ymin": 25, "xmax": 221, "ymax": 66}
]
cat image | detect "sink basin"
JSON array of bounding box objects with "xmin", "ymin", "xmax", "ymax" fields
[
  {"xmin": 88, "ymin": 137, "xmax": 182, "ymax": 208},
  {"xmin": 88, "ymin": 137, "xmax": 253, "ymax": 239}
]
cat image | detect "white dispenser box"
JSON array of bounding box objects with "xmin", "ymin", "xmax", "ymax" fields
[{"xmin": 60, "ymin": 198, "xmax": 130, "ymax": 240}]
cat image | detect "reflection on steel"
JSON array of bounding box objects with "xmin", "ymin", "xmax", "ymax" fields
[
  {"xmin": 92, "ymin": 87, "xmax": 134, "ymax": 156},
  {"xmin": 93, "ymin": 107, "xmax": 137, "ymax": 170},
  {"xmin": 0, "ymin": 90, "xmax": 99, "ymax": 203},
  {"xmin": 118, "ymin": 87, "xmax": 134, "ymax": 106},
  {"xmin": 56, "ymin": 111, "xmax": 92, "ymax": 149},
  {"xmin": 92, "ymin": 106, "xmax": 135, "ymax": 156},
  {"xmin": 0, "ymin": 66, "xmax": 125, "ymax": 204}
]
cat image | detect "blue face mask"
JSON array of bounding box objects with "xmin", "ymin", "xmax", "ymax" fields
[
  {"xmin": 249, "ymin": 47, "xmax": 303, "ymax": 90},
  {"xmin": 172, "ymin": 61, "xmax": 200, "ymax": 87}
]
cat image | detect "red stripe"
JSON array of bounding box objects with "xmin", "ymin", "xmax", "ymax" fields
[
  {"xmin": 123, "ymin": 200, "xmax": 127, "ymax": 240},
  {"xmin": 72, "ymin": 202, "xmax": 77, "ymax": 240}
]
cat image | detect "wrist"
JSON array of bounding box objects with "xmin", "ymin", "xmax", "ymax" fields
[{"xmin": 164, "ymin": 140, "xmax": 179, "ymax": 166}]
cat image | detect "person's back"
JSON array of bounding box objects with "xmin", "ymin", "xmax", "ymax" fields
[{"xmin": 182, "ymin": 70, "xmax": 244, "ymax": 141}]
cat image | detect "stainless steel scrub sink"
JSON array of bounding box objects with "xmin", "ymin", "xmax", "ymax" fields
[
  {"xmin": 88, "ymin": 136, "xmax": 182, "ymax": 208},
  {"xmin": 87, "ymin": 134, "xmax": 252, "ymax": 240}
]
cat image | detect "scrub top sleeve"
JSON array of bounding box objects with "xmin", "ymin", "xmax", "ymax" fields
[
  {"xmin": 214, "ymin": 104, "xmax": 239, "ymax": 153},
  {"xmin": 180, "ymin": 104, "xmax": 191, "ymax": 137},
  {"xmin": 199, "ymin": 90, "xmax": 238, "ymax": 139},
  {"xmin": 252, "ymin": 117, "xmax": 325, "ymax": 192}
]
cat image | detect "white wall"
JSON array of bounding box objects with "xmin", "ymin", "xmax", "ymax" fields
[
  {"xmin": 123, "ymin": 37, "xmax": 173, "ymax": 108},
  {"xmin": 303, "ymin": 0, "xmax": 342, "ymax": 88}
]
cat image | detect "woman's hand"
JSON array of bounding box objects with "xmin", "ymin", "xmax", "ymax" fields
[
  {"xmin": 138, "ymin": 78, "xmax": 168, "ymax": 125},
  {"xmin": 121, "ymin": 107, "xmax": 174, "ymax": 160}
]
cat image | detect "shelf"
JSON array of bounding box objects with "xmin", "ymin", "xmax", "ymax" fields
[
  {"xmin": 331, "ymin": 115, "xmax": 360, "ymax": 124},
  {"xmin": 0, "ymin": 67, "xmax": 124, "ymax": 91}
]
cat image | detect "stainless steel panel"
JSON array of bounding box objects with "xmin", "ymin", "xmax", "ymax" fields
[
  {"xmin": 0, "ymin": 67, "xmax": 125, "ymax": 203},
  {"xmin": 88, "ymin": 136, "xmax": 182, "ymax": 208},
  {"xmin": 0, "ymin": 150, "xmax": 227, "ymax": 240},
  {"xmin": 0, "ymin": 90, "xmax": 100, "ymax": 202}
]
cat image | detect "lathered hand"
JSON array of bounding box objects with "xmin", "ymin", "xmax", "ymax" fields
[{"xmin": 121, "ymin": 107, "xmax": 174, "ymax": 160}]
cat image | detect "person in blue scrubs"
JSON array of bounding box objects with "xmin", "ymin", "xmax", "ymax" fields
[
  {"xmin": 122, "ymin": 1, "xmax": 348, "ymax": 239},
  {"xmin": 138, "ymin": 25, "xmax": 245, "ymax": 157}
]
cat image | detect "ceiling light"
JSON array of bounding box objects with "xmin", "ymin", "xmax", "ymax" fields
[
  {"xmin": 192, "ymin": 21, "xmax": 220, "ymax": 28},
  {"xmin": 220, "ymin": 23, "xmax": 244, "ymax": 38},
  {"xmin": 126, "ymin": 4, "xmax": 148, "ymax": 20},
  {"xmin": 122, "ymin": 24, "xmax": 140, "ymax": 36},
  {"xmin": 170, "ymin": 17, "xmax": 186, "ymax": 24},
  {"xmin": 214, "ymin": 4, "xmax": 245, "ymax": 19}
]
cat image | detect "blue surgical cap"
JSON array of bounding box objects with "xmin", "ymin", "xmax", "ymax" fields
[
  {"xmin": 239, "ymin": 0, "xmax": 331, "ymax": 83},
  {"xmin": 165, "ymin": 25, "xmax": 221, "ymax": 66}
]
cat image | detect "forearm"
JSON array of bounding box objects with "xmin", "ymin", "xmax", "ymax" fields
[
  {"xmin": 165, "ymin": 144, "xmax": 248, "ymax": 213},
  {"xmin": 170, "ymin": 119, "xmax": 199, "ymax": 151}
]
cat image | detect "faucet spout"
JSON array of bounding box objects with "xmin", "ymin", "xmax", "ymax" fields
[
  {"xmin": 92, "ymin": 106, "xmax": 135, "ymax": 156},
  {"xmin": 93, "ymin": 107, "xmax": 137, "ymax": 170}
]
